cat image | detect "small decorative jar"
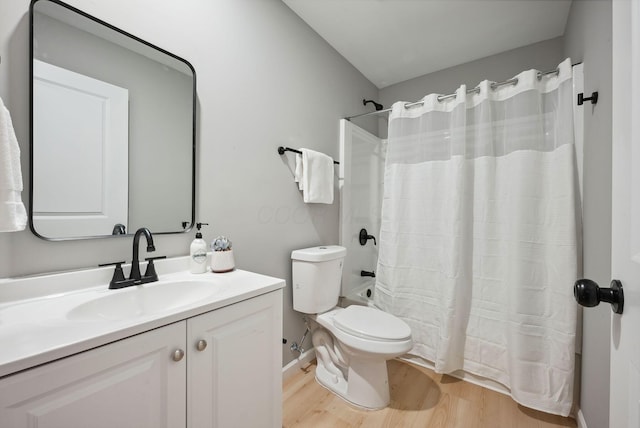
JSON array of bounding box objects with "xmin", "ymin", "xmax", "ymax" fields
[{"xmin": 210, "ymin": 236, "xmax": 235, "ymax": 273}]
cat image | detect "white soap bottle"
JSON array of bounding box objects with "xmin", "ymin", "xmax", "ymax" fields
[{"xmin": 190, "ymin": 222, "xmax": 209, "ymax": 274}]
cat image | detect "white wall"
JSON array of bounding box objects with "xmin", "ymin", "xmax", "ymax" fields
[
  {"xmin": 564, "ymin": 1, "xmax": 613, "ymax": 427},
  {"xmin": 0, "ymin": 0, "xmax": 378, "ymax": 366}
]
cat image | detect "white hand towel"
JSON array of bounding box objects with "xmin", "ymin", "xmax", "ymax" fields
[
  {"xmin": 300, "ymin": 148, "xmax": 334, "ymax": 204},
  {"xmin": 0, "ymin": 96, "xmax": 27, "ymax": 232},
  {"xmin": 294, "ymin": 153, "xmax": 304, "ymax": 190}
]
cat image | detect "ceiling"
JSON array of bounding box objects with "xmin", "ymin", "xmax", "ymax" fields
[{"xmin": 282, "ymin": 0, "xmax": 572, "ymax": 89}]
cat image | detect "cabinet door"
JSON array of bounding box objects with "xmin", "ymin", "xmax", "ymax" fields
[
  {"xmin": 187, "ymin": 290, "xmax": 283, "ymax": 428},
  {"xmin": 0, "ymin": 322, "xmax": 187, "ymax": 428}
]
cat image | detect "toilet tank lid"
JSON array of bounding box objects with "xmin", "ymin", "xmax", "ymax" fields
[{"xmin": 291, "ymin": 245, "xmax": 346, "ymax": 262}]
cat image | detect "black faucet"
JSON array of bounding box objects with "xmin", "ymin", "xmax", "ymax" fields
[
  {"xmin": 130, "ymin": 227, "xmax": 156, "ymax": 283},
  {"xmin": 361, "ymin": 270, "xmax": 376, "ymax": 278},
  {"xmin": 102, "ymin": 227, "xmax": 164, "ymax": 289},
  {"xmin": 111, "ymin": 223, "xmax": 126, "ymax": 235}
]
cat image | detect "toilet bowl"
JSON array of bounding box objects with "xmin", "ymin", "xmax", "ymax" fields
[
  {"xmin": 291, "ymin": 245, "xmax": 413, "ymax": 409},
  {"xmin": 310, "ymin": 306, "xmax": 412, "ymax": 409}
]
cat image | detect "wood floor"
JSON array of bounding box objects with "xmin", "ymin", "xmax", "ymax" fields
[{"xmin": 283, "ymin": 359, "xmax": 576, "ymax": 428}]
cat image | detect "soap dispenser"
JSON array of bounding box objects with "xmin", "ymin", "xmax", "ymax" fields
[{"xmin": 190, "ymin": 222, "xmax": 209, "ymax": 274}]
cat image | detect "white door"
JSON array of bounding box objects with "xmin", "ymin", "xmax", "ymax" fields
[
  {"xmin": 33, "ymin": 60, "xmax": 129, "ymax": 239},
  {"xmin": 610, "ymin": 1, "xmax": 640, "ymax": 427}
]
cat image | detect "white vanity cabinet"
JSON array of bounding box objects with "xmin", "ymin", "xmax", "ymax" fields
[
  {"xmin": 187, "ymin": 290, "xmax": 283, "ymax": 428},
  {"xmin": 0, "ymin": 321, "xmax": 187, "ymax": 428},
  {"xmin": 0, "ymin": 290, "xmax": 283, "ymax": 428}
]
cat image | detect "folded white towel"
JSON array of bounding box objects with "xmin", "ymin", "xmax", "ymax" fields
[
  {"xmin": 0, "ymin": 96, "xmax": 27, "ymax": 232},
  {"xmin": 300, "ymin": 148, "xmax": 334, "ymax": 204}
]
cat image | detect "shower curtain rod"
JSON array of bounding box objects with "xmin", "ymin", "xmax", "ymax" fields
[{"xmin": 345, "ymin": 67, "xmax": 563, "ymax": 121}]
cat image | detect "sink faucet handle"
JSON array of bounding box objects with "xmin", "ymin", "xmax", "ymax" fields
[
  {"xmin": 99, "ymin": 260, "xmax": 126, "ymax": 267},
  {"xmin": 99, "ymin": 260, "xmax": 126, "ymax": 281},
  {"xmin": 99, "ymin": 261, "xmax": 133, "ymax": 289},
  {"xmin": 143, "ymin": 256, "xmax": 166, "ymax": 283}
]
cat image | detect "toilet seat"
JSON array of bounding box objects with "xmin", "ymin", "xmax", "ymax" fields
[
  {"xmin": 333, "ymin": 306, "xmax": 411, "ymax": 342},
  {"xmin": 314, "ymin": 306, "xmax": 413, "ymax": 357}
]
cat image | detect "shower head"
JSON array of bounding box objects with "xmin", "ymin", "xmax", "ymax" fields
[{"xmin": 363, "ymin": 99, "xmax": 383, "ymax": 111}]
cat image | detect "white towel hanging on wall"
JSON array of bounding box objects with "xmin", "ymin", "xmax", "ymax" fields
[
  {"xmin": 298, "ymin": 148, "xmax": 334, "ymax": 204},
  {"xmin": 294, "ymin": 153, "xmax": 304, "ymax": 190},
  {"xmin": 0, "ymin": 96, "xmax": 27, "ymax": 232}
]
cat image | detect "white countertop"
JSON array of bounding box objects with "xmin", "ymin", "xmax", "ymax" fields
[{"xmin": 0, "ymin": 257, "xmax": 285, "ymax": 378}]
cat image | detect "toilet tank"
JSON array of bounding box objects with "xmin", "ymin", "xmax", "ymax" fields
[{"xmin": 291, "ymin": 245, "xmax": 347, "ymax": 314}]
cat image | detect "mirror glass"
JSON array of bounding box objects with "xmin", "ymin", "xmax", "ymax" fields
[{"xmin": 30, "ymin": 0, "xmax": 195, "ymax": 240}]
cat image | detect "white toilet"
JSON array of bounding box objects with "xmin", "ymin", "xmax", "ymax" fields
[{"xmin": 291, "ymin": 245, "xmax": 412, "ymax": 409}]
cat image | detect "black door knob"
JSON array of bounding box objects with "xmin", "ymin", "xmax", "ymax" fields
[{"xmin": 574, "ymin": 278, "xmax": 624, "ymax": 314}]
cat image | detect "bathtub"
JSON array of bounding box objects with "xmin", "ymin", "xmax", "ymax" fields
[{"xmin": 340, "ymin": 285, "xmax": 376, "ymax": 308}]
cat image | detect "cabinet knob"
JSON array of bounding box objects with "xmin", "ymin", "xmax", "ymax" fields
[
  {"xmin": 172, "ymin": 348, "xmax": 185, "ymax": 362},
  {"xmin": 196, "ymin": 339, "xmax": 208, "ymax": 351}
]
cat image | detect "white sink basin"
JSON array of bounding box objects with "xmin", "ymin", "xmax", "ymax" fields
[{"xmin": 67, "ymin": 281, "xmax": 218, "ymax": 321}]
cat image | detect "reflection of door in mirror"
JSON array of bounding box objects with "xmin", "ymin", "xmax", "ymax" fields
[
  {"xmin": 30, "ymin": 0, "xmax": 195, "ymax": 240},
  {"xmin": 33, "ymin": 60, "xmax": 129, "ymax": 239}
]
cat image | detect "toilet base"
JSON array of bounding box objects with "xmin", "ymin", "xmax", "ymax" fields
[{"xmin": 315, "ymin": 356, "xmax": 391, "ymax": 410}]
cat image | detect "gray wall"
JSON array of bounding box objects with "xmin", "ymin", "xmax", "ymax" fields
[
  {"xmin": 378, "ymin": 37, "xmax": 565, "ymax": 138},
  {"xmin": 0, "ymin": 0, "xmax": 377, "ymax": 366},
  {"xmin": 564, "ymin": 1, "xmax": 613, "ymax": 427}
]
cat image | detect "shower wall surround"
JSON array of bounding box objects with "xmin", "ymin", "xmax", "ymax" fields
[{"xmin": 339, "ymin": 119, "xmax": 385, "ymax": 302}]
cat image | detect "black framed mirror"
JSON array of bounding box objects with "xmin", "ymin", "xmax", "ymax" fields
[{"xmin": 29, "ymin": 0, "xmax": 196, "ymax": 240}]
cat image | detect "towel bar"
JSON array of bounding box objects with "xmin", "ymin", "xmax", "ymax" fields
[{"xmin": 277, "ymin": 146, "xmax": 339, "ymax": 165}]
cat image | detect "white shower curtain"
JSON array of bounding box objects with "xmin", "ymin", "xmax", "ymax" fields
[{"xmin": 374, "ymin": 58, "xmax": 579, "ymax": 416}]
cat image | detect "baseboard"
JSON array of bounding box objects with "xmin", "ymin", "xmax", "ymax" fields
[
  {"xmin": 576, "ymin": 409, "xmax": 588, "ymax": 428},
  {"xmin": 282, "ymin": 348, "xmax": 316, "ymax": 382}
]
